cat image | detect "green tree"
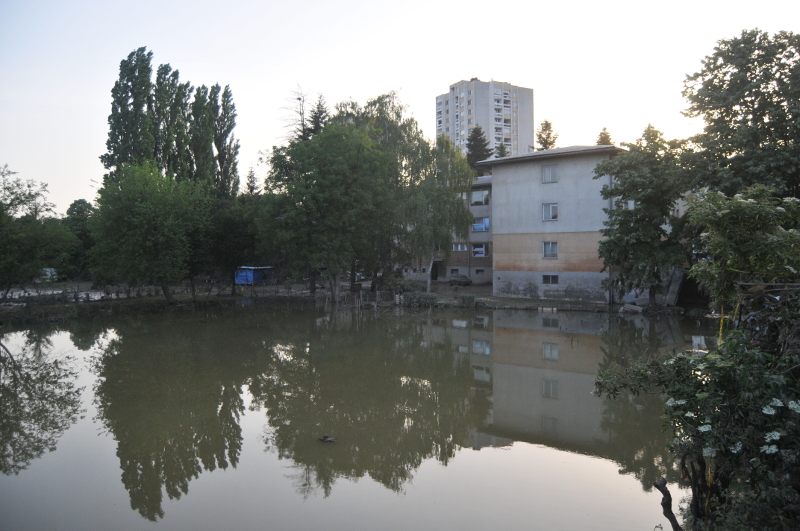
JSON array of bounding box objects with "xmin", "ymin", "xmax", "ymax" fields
[
  {"xmin": 152, "ymin": 64, "xmax": 193, "ymax": 180},
  {"xmin": 100, "ymin": 47, "xmax": 155, "ymax": 183},
  {"xmin": 210, "ymin": 84, "xmax": 240, "ymax": 197},
  {"xmin": 536, "ymin": 120, "xmax": 558, "ymax": 150},
  {"xmin": 266, "ymin": 123, "xmax": 391, "ymax": 299},
  {"xmin": 404, "ymin": 136, "xmax": 473, "ymax": 292},
  {"xmin": 495, "ymin": 142, "xmax": 509, "ymax": 157},
  {"xmin": 684, "ymin": 29, "xmax": 800, "ymax": 198},
  {"xmin": 90, "ymin": 163, "xmax": 210, "ymax": 302},
  {"xmin": 244, "ymin": 167, "xmax": 259, "ymax": 196},
  {"xmin": 593, "ymin": 125, "xmax": 689, "ymax": 305},
  {"xmin": 307, "ymin": 95, "xmax": 329, "ymax": 138},
  {"xmin": 466, "ymin": 124, "xmax": 493, "ymax": 171},
  {"xmin": 189, "ymin": 85, "xmax": 215, "ymax": 184},
  {"xmin": 596, "ymin": 127, "xmax": 613, "ymax": 145},
  {"xmin": 61, "ymin": 199, "xmax": 95, "ymax": 279},
  {"xmin": 0, "ymin": 166, "xmax": 78, "ymax": 299}
]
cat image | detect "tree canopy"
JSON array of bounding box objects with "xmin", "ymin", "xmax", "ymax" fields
[
  {"xmin": 596, "ymin": 127, "xmax": 613, "ymax": 145},
  {"xmin": 465, "ymin": 125, "xmax": 492, "ymax": 171},
  {"xmin": 536, "ymin": 120, "xmax": 558, "ymax": 150}
]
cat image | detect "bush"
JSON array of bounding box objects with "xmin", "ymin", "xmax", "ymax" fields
[{"xmin": 402, "ymin": 291, "xmax": 438, "ymax": 308}]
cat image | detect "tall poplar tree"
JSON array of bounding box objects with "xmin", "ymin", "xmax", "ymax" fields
[
  {"xmin": 210, "ymin": 84, "xmax": 240, "ymax": 197},
  {"xmin": 100, "ymin": 47, "xmax": 155, "ymax": 182},
  {"xmin": 152, "ymin": 64, "xmax": 193, "ymax": 180},
  {"xmin": 189, "ymin": 85, "xmax": 215, "ymax": 184}
]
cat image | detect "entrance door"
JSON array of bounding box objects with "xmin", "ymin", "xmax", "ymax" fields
[{"xmin": 431, "ymin": 262, "xmax": 439, "ymax": 280}]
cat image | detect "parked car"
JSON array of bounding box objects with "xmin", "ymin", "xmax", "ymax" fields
[{"xmin": 448, "ymin": 274, "xmax": 473, "ymax": 286}]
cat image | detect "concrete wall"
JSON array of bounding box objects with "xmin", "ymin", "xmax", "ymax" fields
[{"xmin": 491, "ymin": 151, "xmax": 615, "ymax": 301}]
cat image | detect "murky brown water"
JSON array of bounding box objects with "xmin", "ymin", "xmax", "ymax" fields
[{"xmin": 0, "ymin": 304, "xmax": 711, "ymax": 530}]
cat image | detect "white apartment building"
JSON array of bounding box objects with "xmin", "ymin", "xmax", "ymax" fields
[{"xmin": 436, "ymin": 78, "xmax": 534, "ymax": 156}]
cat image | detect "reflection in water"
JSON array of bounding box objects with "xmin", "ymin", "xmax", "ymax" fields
[
  {"xmin": 248, "ymin": 311, "xmax": 490, "ymax": 497},
  {"xmin": 6, "ymin": 304, "xmax": 712, "ymax": 523},
  {"xmin": 92, "ymin": 316, "xmax": 255, "ymax": 521},
  {"xmin": 0, "ymin": 331, "xmax": 82, "ymax": 476}
]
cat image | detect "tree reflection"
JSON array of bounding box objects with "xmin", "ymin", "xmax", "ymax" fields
[
  {"xmin": 0, "ymin": 332, "xmax": 82, "ymax": 475},
  {"xmin": 249, "ymin": 311, "xmax": 490, "ymax": 498},
  {"xmin": 596, "ymin": 317, "xmax": 684, "ymax": 489},
  {"xmin": 93, "ymin": 316, "xmax": 256, "ymax": 521}
]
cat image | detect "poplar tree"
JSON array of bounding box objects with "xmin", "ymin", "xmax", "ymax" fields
[
  {"xmin": 189, "ymin": 86, "xmax": 215, "ymax": 184},
  {"xmin": 152, "ymin": 64, "xmax": 193, "ymax": 179},
  {"xmin": 210, "ymin": 84, "xmax": 240, "ymax": 197},
  {"xmin": 100, "ymin": 47, "xmax": 155, "ymax": 182}
]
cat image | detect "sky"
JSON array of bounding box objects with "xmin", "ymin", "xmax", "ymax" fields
[{"xmin": 1, "ymin": 0, "xmax": 799, "ymax": 214}]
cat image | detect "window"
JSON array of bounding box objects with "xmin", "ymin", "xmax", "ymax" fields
[
  {"xmin": 543, "ymin": 274, "xmax": 559, "ymax": 285},
  {"xmin": 542, "ymin": 165, "xmax": 558, "ymax": 183},
  {"xmin": 453, "ymin": 243, "xmax": 467, "ymax": 252},
  {"xmin": 475, "ymin": 269, "xmax": 484, "ymax": 274},
  {"xmin": 471, "ymin": 190, "xmax": 489, "ymax": 206},
  {"xmin": 542, "ymin": 379, "xmax": 559, "ymax": 398},
  {"xmin": 472, "ymin": 244, "xmax": 486, "ymax": 257},
  {"xmin": 467, "ymin": 89, "xmax": 472, "ymax": 95},
  {"xmin": 421, "ymin": 268, "xmax": 426, "ymax": 273},
  {"xmin": 543, "ymin": 317, "xmax": 559, "ymax": 328},
  {"xmin": 467, "ymin": 109, "xmax": 472, "ymax": 115},
  {"xmin": 543, "ymin": 342, "xmax": 559, "ymax": 361},
  {"xmin": 450, "ymin": 268, "xmax": 459, "ymax": 275},
  {"xmin": 543, "ymin": 203, "xmax": 558, "ymax": 221},
  {"xmin": 467, "ymin": 118, "xmax": 473, "ymax": 125},
  {"xmin": 472, "ymin": 340, "xmax": 491, "ymax": 355},
  {"xmin": 472, "ymin": 217, "xmax": 490, "ymax": 231},
  {"xmin": 467, "ymin": 99, "xmax": 472, "ymax": 105},
  {"xmin": 543, "ymin": 241, "xmax": 558, "ymax": 258}
]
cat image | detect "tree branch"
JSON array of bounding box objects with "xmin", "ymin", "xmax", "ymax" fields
[{"xmin": 653, "ymin": 477, "xmax": 682, "ymax": 531}]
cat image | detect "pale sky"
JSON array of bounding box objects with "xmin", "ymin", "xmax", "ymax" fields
[{"xmin": 1, "ymin": 0, "xmax": 798, "ymax": 214}]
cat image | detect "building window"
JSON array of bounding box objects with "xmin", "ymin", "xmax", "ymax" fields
[
  {"xmin": 450, "ymin": 268, "xmax": 459, "ymax": 275},
  {"xmin": 467, "ymin": 99, "xmax": 472, "ymax": 105},
  {"xmin": 472, "ymin": 217, "xmax": 490, "ymax": 231},
  {"xmin": 467, "ymin": 109, "xmax": 472, "ymax": 115},
  {"xmin": 543, "ymin": 342, "xmax": 559, "ymax": 361},
  {"xmin": 475, "ymin": 269, "xmax": 484, "ymax": 274},
  {"xmin": 543, "ymin": 317, "xmax": 559, "ymax": 328},
  {"xmin": 467, "ymin": 118, "xmax": 473, "ymax": 125},
  {"xmin": 421, "ymin": 268, "xmax": 426, "ymax": 273},
  {"xmin": 471, "ymin": 190, "xmax": 489, "ymax": 206},
  {"xmin": 543, "ymin": 241, "xmax": 558, "ymax": 259},
  {"xmin": 543, "ymin": 203, "xmax": 558, "ymax": 221},
  {"xmin": 542, "ymin": 379, "xmax": 559, "ymax": 398},
  {"xmin": 472, "ymin": 244, "xmax": 486, "ymax": 258},
  {"xmin": 543, "ymin": 165, "xmax": 558, "ymax": 183},
  {"xmin": 543, "ymin": 274, "xmax": 559, "ymax": 285},
  {"xmin": 472, "ymin": 340, "xmax": 491, "ymax": 355},
  {"xmin": 453, "ymin": 243, "xmax": 467, "ymax": 252}
]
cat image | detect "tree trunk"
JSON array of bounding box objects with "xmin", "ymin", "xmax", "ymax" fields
[
  {"xmin": 426, "ymin": 253, "xmax": 435, "ymax": 293},
  {"xmin": 328, "ymin": 271, "xmax": 339, "ymax": 304},
  {"xmin": 160, "ymin": 281, "xmax": 176, "ymax": 304}
]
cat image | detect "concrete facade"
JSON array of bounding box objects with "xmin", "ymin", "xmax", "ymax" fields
[
  {"xmin": 436, "ymin": 79, "xmax": 534, "ymax": 157},
  {"xmin": 477, "ymin": 145, "xmax": 624, "ymax": 302}
]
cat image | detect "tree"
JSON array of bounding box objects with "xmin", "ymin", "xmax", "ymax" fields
[
  {"xmin": 90, "ymin": 163, "xmax": 210, "ymax": 302},
  {"xmin": 404, "ymin": 136, "xmax": 473, "ymax": 292},
  {"xmin": 593, "ymin": 125, "xmax": 689, "ymax": 305},
  {"xmin": 307, "ymin": 95, "xmax": 329, "ymax": 138},
  {"xmin": 683, "ymin": 29, "xmax": 800, "ymax": 198},
  {"xmin": 536, "ymin": 120, "xmax": 558, "ymax": 150},
  {"xmin": 495, "ymin": 142, "xmax": 509, "ymax": 157},
  {"xmin": 596, "ymin": 127, "xmax": 613, "ymax": 145},
  {"xmin": 100, "ymin": 47, "xmax": 155, "ymax": 182},
  {"xmin": 465, "ymin": 125, "xmax": 493, "ymax": 171},
  {"xmin": 266, "ymin": 123, "xmax": 391, "ymax": 299},
  {"xmin": 1, "ymin": 165, "xmax": 78, "ymax": 299},
  {"xmin": 152, "ymin": 64, "xmax": 193, "ymax": 180},
  {"xmin": 189, "ymin": 85, "xmax": 216, "ymax": 184},
  {"xmin": 61, "ymin": 199, "xmax": 95, "ymax": 279},
  {"xmin": 244, "ymin": 167, "xmax": 259, "ymax": 196},
  {"xmin": 210, "ymin": 84, "xmax": 240, "ymax": 197}
]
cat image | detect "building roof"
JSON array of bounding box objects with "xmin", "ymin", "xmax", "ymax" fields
[{"xmin": 475, "ymin": 145, "xmax": 624, "ymax": 167}]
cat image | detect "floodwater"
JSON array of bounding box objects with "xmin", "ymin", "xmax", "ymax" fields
[{"xmin": 0, "ymin": 304, "xmax": 712, "ymax": 530}]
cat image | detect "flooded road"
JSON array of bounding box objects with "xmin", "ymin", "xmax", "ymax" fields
[{"xmin": 0, "ymin": 305, "xmax": 711, "ymax": 530}]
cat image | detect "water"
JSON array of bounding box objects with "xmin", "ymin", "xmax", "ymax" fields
[{"xmin": 0, "ymin": 305, "xmax": 711, "ymax": 530}]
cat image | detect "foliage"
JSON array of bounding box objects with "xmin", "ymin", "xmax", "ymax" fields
[
  {"xmin": 593, "ymin": 125, "xmax": 689, "ymax": 303},
  {"xmin": 403, "ymin": 136, "xmax": 473, "ymax": 292},
  {"xmin": 684, "ymin": 29, "xmax": 800, "ymax": 198},
  {"xmin": 210, "ymin": 84, "xmax": 240, "ymax": 197},
  {"xmin": 266, "ymin": 123, "xmax": 391, "ymax": 297},
  {"xmin": 402, "ymin": 291, "xmax": 438, "ymax": 308},
  {"xmin": 687, "ymin": 185, "xmax": 800, "ymax": 310},
  {"xmin": 536, "ymin": 119, "xmax": 558, "ymax": 150},
  {"xmin": 0, "ymin": 335, "xmax": 82, "ymax": 476},
  {"xmin": 495, "ymin": 142, "xmax": 509, "ymax": 157},
  {"xmin": 90, "ymin": 163, "xmax": 210, "ymax": 300},
  {"xmin": 596, "ymin": 186, "xmax": 800, "ymax": 529},
  {"xmin": 465, "ymin": 125, "xmax": 492, "ymax": 171},
  {"xmin": 60, "ymin": 199, "xmax": 95, "ymax": 279},
  {"xmin": 596, "ymin": 127, "xmax": 613, "ymax": 145},
  {"xmin": 0, "ymin": 165, "xmax": 79, "ymax": 298}
]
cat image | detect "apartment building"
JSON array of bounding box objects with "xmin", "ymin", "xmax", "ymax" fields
[
  {"xmin": 436, "ymin": 79, "xmax": 534, "ymax": 156},
  {"xmin": 476, "ymin": 145, "xmax": 624, "ymax": 302},
  {"xmin": 448, "ymin": 174, "xmax": 493, "ymax": 282}
]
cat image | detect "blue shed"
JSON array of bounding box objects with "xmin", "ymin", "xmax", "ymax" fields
[{"xmin": 235, "ymin": 266, "xmax": 274, "ymax": 285}]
